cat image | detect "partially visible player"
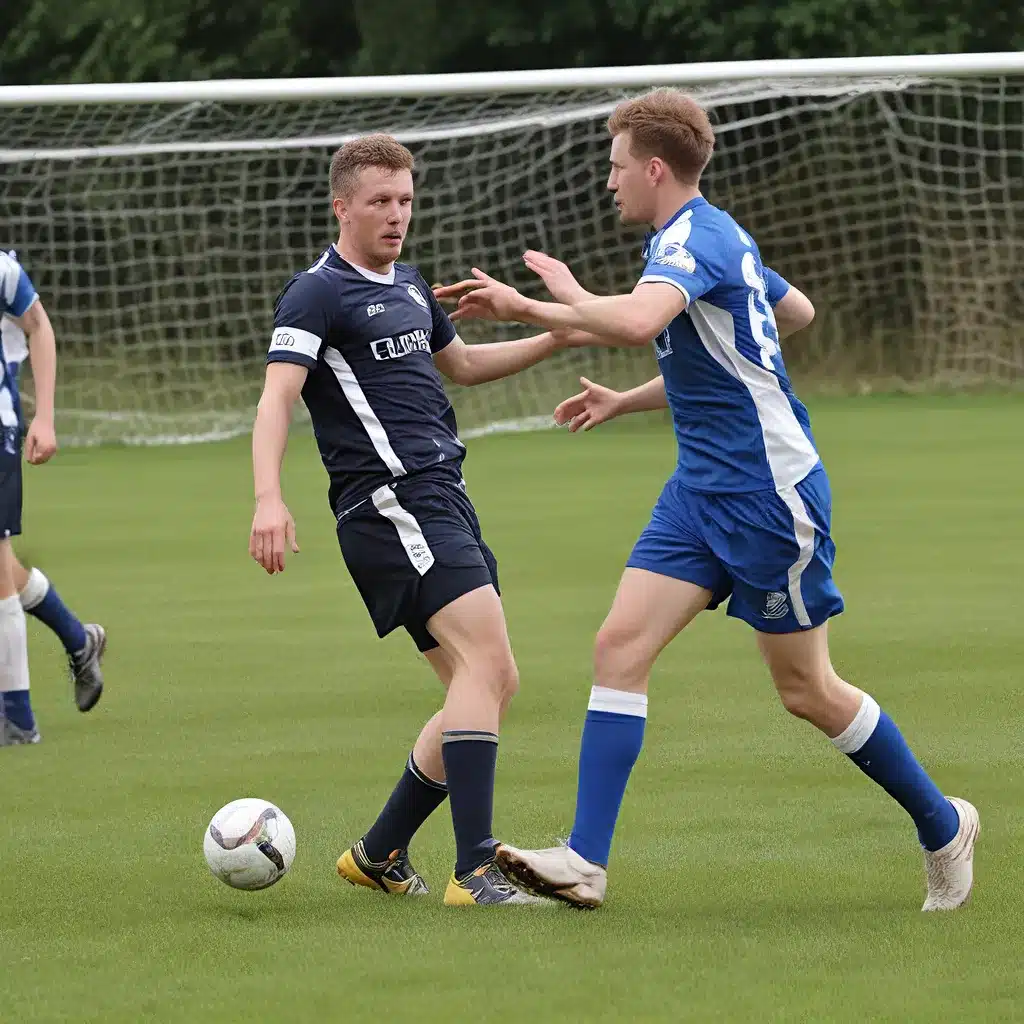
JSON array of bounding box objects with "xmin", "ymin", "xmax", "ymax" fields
[
  {"xmin": 249, "ymin": 134, "xmax": 595, "ymax": 905},
  {"xmin": 1, "ymin": 251, "xmax": 106, "ymax": 720},
  {"xmin": 438, "ymin": 89, "xmax": 977, "ymax": 912},
  {"xmin": 1, "ymin": 249, "xmax": 56, "ymax": 744}
]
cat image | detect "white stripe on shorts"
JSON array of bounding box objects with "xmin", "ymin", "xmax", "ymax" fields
[
  {"xmin": 776, "ymin": 484, "xmax": 816, "ymax": 628},
  {"xmin": 371, "ymin": 485, "xmax": 435, "ymax": 577}
]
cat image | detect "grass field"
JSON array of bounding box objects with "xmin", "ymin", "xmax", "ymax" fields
[{"xmin": 5, "ymin": 395, "xmax": 1023, "ymax": 1023}]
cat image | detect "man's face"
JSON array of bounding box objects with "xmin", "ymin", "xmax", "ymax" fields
[
  {"xmin": 607, "ymin": 132, "xmax": 657, "ymax": 226},
  {"xmin": 334, "ymin": 166, "xmax": 414, "ymax": 266}
]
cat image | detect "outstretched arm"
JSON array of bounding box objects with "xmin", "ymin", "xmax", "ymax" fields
[
  {"xmin": 432, "ymin": 330, "xmax": 601, "ymax": 387},
  {"xmin": 554, "ymin": 375, "xmax": 667, "ymax": 433},
  {"xmin": 440, "ymin": 270, "xmax": 684, "ymax": 349},
  {"xmin": 250, "ymin": 362, "xmax": 306, "ymax": 574}
]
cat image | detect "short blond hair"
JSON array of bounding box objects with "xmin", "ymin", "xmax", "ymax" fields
[
  {"xmin": 329, "ymin": 134, "xmax": 415, "ymax": 199},
  {"xmin": 607, "ymin": 89, "xmax": 715, "ymax": 185}
]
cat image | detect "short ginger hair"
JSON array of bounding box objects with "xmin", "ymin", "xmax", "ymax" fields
[
  {"xmin": 607, "ymin": 89, "xmax": 715, "ymax": 185},
  {"xmin": 329, "ymin": 134, "xmax": 415, "ymax": 199}
]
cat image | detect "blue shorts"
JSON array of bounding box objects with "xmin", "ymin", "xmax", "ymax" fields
[{"xmin": 627, "ymin": 467, "xmax": 844, "ymax": 633}]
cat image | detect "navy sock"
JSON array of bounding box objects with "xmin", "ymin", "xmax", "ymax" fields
[
  {"xmin": 441, "ymin": 730, "xmax": 499, "ymax": 877},
  {"xmin": 22, "ymin": 570, "xmax": 87, "ymax": 654},
  {"xmin": 568, "ymin": 687, "xmax": 648, "ymax": 867},
  {"xmin": 2, "ymin": 690, "xmax": 36, "ymax": 731},
  {"xmin": 361, "ymin": 753, "xmax": 449, "ymax": 863},
  {"xmin": 832, "ymin": 694, "xmax": 960, "ymax": 851}
]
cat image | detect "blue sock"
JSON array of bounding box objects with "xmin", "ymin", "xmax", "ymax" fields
[
  {"xmin": 441, "ymin": 730, "xmax": 499, "ymax": 877},
  {"xmin": 2, "ymin": 690, "xmax": 36, "ymax": 731},
  {"xmin": 832, "ymin": 694, "xmax": 960, "ymax": 851},
  {"xmin": 21, "ymin": 568, "xmax": 87, "ymax": 654},
  {"xmin": 568, "ymin": 687, "xmax": 648, "ymax": 867}
]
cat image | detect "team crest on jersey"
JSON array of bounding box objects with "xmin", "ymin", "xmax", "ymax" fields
[
  {"xmin": 763, "ymin": 591, "xmax": 789, "ymax": 620},
  {"xmin": 653, "ymin": 329, "xmax": 672, "ymax": 359},
  {"xmin": 652, "ymin": 241, "xmax": 696, "ymax": 274},
  {"xmin": 407, "ymin": 285, "xmax": 428, "ymax": 308}
]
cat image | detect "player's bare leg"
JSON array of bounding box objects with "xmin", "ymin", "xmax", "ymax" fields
[
  {"xmin": 0, "ymin": 538, "xmax": 38, "ymax": 746},
  {"xmin": 498, "ymin": 569, "xmax": 712, "ymax": 908},
  {"xmin": 337, "ymin": 649, "xmax": 452, "ymax": 895},
  {"xmin": 424, "ymin": 585, "xmax": 543, "ymax": 905},
  {"xmin": 338, "ymin": 618, "xmax": 532, "ymax": 900},
  {"xmin": 757, "ymin": 623, "xmax": 977, "ymax": 911},
  {"xmin": 12, "ymin": 554, "xmax": 106, "ymax": 712}
]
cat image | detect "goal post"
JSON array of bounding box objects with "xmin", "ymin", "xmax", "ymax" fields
[{"xmin": 1, "ymin": 52, "xmax": 1023, "ymax": 446}]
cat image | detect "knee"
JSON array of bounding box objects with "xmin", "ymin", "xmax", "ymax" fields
[
  {"xmin": 498, "ymin": 656, "xmax": 519, "ymax": 704},
  {"xmin": 772, "ymin": 663, "xmax": 829, "ymax": 722},
  {"xmin": 593, "ymin": 620, "xmax": 652, "ymax": 690}
]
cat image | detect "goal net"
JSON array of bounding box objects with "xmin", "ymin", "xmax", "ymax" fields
[{"xmin": 1, "ymin": 56, "xmax": 1023, "ymax": 446}]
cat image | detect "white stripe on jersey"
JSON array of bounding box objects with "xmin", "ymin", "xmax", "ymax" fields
[
  {"xmin": 322, "ymin": 347, "xmax": 407, "ymax": 478},
  {"xmin": 686, "ymin": 299, "xmax": 819, "ymax": 490},
  {"xmin": 0, "ymin": 251, "xmax": 22, "ymax": 306},
  {"xmin": 371, "ymin": 485, "xmax": 435, "ymax": 576},
  {"xmin": 1, "ymin": 316, "xmax": 28, "ymax": 365},
  {"xmin": 305, "ymin": 250, "xmax": 331, "ymax": 274}
]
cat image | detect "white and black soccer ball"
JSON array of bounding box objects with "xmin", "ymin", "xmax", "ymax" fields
[{"xmin": 203, "ymin": 798, "xmax": 296, "ymax": 891}]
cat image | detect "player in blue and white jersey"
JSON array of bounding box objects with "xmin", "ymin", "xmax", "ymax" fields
[
  {"xmin": 441, "ymin": 89, "xmax": 977, "ymax": 912},
  {"xmin": 249, "ymin": 134, "xmax": 594, "ymax": 905},
  {"xmin": 0, "ymin": 252, "xmax": 107, "ymax": 731}
]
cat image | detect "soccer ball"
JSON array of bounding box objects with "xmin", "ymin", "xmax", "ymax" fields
[{"xmin": 203, "ymin": 798, "xmax": 296, "ymax": 891}]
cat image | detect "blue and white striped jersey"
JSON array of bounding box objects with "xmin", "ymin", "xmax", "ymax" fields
[
  {"xmin": 0, "ymin": 250, "xmax": 37, "ymax": 454},
  {"xmin": 639, "ymin": 197, "xmax": 820, "ymax": 493}
]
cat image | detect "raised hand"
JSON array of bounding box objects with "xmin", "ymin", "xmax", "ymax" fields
[
  {"xmin": 553, "ymin": 377, "xmax": 623, "ymax": 433},
  {"xmin": 449, "ymin": 269, "xmax": 527, "ymax": 323},
  {"xmin": 523, "ymin": 250, "xmax": 590, "ymax": 305},
  {"xmin": 249, "ymin": 495, "xmax": 300, "ymax": 574}
]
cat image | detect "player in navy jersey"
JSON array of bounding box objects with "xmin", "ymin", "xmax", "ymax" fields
[
  {"xmin": 439, "ymin": 89, "xmax": 977, "ymax": 911},
  {"xmin": 249, "ymin": 134, "xmax": 595, "ymax": 905},
  {"xmin": 0, "ymin": 252, "xmax": 106, "ymax": 728}
]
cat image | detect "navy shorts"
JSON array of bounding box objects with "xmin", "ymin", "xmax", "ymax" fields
[
  {"xmin": 0, "ymin": 453, "xmax": 22, "ymax": 539},
  {"xmin": 336, "ymin": 474, "xmax": 500, "ymax": 652},
  {"xmin": 627, "ymin": 467, "xmax": 844, "ymax": 633}
]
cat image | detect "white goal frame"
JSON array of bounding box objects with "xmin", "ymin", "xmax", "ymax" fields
[{"xmin": 2, "ymin": 52, "xmax": 1023, "ymax": 445}]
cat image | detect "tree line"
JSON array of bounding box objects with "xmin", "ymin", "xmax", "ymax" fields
[{"xmin": 1, "ymin": 0, "xmax": 1021, "ymax": 86}]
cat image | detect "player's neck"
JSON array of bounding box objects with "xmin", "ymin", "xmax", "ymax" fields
[
  {"xmin": 651, "ymin": 186, "xmax": 702, "ymax": 231},
  {"xmin": 332, "ymin": 238, "xmax": 394, "ymax": 277}
]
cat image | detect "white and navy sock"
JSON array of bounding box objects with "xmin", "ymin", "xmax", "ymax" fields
[{"xmin": 0, "ymin": 593, "xmax": 35, "ymax": 731}]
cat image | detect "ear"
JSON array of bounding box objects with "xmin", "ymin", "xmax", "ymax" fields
[
  {"xmin": 648, "ymin": 156, "xmax": 668, "ymax": 186},
  {"xmin": 331, "ymin": 196, "xmax": 346, "ymax": 224}
]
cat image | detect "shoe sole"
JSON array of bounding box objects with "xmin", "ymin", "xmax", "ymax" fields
[
  {"xmin": 75, "ymin": 628, "xmax": 107, "ymax": 713},
  {"xmin": 495, "ymin": 845, "xmax": 600, "ymax": 910}
]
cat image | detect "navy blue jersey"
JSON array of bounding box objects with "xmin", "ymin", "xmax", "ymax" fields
[
  {"xmin": 639, "ymin": 197, "xmax": 819, "ymax": 493},
  {"xmin": 267, "ymin": 246, "xmax": 462, "ymax": 514}
]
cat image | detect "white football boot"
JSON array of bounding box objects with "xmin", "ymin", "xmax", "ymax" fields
[
  {"xmin": 921, "ymin": 797, "xmax": 979, "ymax": 911},
  {"xmin": 496, "ymin": 843, "xmax": 607, "ymax": 909}
]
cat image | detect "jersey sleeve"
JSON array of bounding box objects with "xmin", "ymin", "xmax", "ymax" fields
[
  {"xmin": 268, "ymin": 273, "xmax": 332, "ymax": 369},
  {"xmin": 638, "ymin": 220, "xmax": 724, "ymax": 306},
  {"xmin": 0, "ymin": 252, "xmax": 39, "ymax": 318},
  {"xmin": 422, "ymin": 274, "xmax": 456, "ymax": 353},
  {"xmin": 762, "ymin": 266, "xmax": 791, "ymax": 306}
]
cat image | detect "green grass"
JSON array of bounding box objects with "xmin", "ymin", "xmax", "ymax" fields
[{"xmin": 5, "ymin": 395, "xmax": 1023, "ymax": 1023}]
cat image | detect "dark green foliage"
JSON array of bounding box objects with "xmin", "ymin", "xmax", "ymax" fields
[{"xmin": 2, "ymin": 0, "xmax": 1022, "ymax": 86}]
